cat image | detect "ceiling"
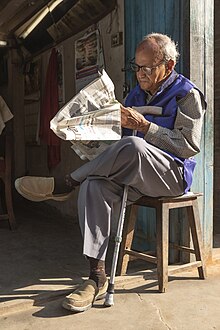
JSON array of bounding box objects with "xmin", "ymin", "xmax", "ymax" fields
[
  {"xmin": 0, "ymin": 0, "xmax": 51, "ymax": 38},
  {"xmin": 0, "ymin": 0, "xmax": 116, "ymax": 55}
]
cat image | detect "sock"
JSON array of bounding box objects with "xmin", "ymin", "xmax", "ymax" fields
[
  {"xmin": 54, "ymin": 175, "xmax": 79, "ymax": 194},
  {"xmin": 88, "ymin": 257, "xmax": 107, "ymax": 288}
]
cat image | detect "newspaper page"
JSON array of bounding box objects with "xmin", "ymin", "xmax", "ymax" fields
[{"xmin": 50, "ymin": 70, "xmax": 121, "ymax": 160}]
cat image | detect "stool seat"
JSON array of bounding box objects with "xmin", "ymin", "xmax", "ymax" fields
[
  {"xmin": 118, "ymin": 192, "xmax": 206, "ymax": 292},
  {"xmin": 135, "ymin": 192, "xmax": 203, "ymax": 205}
]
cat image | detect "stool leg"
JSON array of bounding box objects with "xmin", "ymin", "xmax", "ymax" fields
[
  {"xmin": 187, "ymin": 200, "xmax": 206, "ymax": 279},
  {"xmin": 117, "ymin": 205, "xmax": 138, "ymax": 275},
  {"xmin": 156, "ymin": 203, "xmax": 169, "ymax": 293}
]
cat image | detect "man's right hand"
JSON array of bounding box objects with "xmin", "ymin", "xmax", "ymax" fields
[{"xmin": 120, "ymin": 105, "xmax": 150, "ymax": 134}]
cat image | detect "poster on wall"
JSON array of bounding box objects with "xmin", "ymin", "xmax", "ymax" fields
[{"xmin": 75, "ymin": 28, "xmax": 104, "ymax": 93}]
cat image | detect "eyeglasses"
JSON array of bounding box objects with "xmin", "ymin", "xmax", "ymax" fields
[{"xmin": 129, "ymin": 60, "xmax": 165, "ymax": 75}]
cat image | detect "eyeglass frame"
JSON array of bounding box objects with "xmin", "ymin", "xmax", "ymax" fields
[{"xmin": 129, "ymin": 59, "xmax": 166, "ymax": 76}]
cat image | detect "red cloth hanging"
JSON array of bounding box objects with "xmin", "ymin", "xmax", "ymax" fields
[{"xmin": 40, "ymin": 48, "xmax": 61, "ymax": 169}]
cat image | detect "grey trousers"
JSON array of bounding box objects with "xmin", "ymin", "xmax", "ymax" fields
[{"xmin": 71, "ymin": 136, "xmax": 184, "ymax": 261}]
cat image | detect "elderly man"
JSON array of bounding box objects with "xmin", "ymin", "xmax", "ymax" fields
[
  {"xmin": 60, "ymin": 32, "xmax": 206, "ymax": 312},
  {"xmin": 15, "ymin": 33, "xmax": 206, "ymax": 312}
]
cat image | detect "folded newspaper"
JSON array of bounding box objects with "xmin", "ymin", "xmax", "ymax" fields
[
  {"xmin": 50, "ymin": 70, "xmax": 121, "ymax": 160},
  {"xmin": 50, "ymin": 70, "xmax": 163, "ymax": 160}
]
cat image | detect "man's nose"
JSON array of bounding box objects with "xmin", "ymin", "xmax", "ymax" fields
[{"xmin": 137, "ymin": 69, "xmax": 146, "ymax": 78}]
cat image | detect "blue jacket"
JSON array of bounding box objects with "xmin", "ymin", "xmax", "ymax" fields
[{"xmin": 123, "ymin": 71, "xmax": 205, "ymax": 193}]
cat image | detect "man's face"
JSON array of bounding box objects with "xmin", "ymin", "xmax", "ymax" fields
[{"xmin": 135, "ymin": 47, "xmax": 168, "ymax": 94}]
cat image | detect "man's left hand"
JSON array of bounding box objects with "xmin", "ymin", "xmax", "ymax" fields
[{"xmin": 121, "ymin": 105, "xmax": 150, "ymax": 134}]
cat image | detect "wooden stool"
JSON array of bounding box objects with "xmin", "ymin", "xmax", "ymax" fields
[
  {"xmin": 0, "ymin": 135, "xmax": 17, "ymax": 230},
  {"xmin": 118, "ymin": 193, "xmax": 206, "ymax": 292}
]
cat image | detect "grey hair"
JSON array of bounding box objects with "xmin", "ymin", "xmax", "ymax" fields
[{"xmin": 139, "ymin": 33, "xmax": 180, "ymax": 64}]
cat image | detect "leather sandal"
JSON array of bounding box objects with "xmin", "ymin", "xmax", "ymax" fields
[{"xmin": 62, "ymin": 279, "xmax": 108, "ymax": 312}]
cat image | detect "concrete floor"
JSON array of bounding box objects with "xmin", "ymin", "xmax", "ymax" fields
[{"xmin": 1, "ymin": 200, "xmax": 220, "ymax": 330}]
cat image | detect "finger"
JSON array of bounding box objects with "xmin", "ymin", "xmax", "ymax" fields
[
  {"xmin": 121, "ymin": 114, "xmax": 127, "ymax": 126},
  {"xmin": 120, "ymin": 105, "xmax": 133, "ymax": 112},
  {"xmin": 120, "ymin": 104, "xmax": 127, "ymax": 110},
  {"xmin": 120, "ymin": 107, "xmax": 127, "ymax": 114}
]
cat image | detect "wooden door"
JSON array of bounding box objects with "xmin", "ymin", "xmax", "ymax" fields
[{"xmin": 124, "ymin": 0, "xmax": 214, "ymax": 260}]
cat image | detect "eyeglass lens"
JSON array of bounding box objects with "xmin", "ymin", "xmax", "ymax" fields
[{"xmin": 130, "ymin": 63, "xmax": 152, "ymax": 75}]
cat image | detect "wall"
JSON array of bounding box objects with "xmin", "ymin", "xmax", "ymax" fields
[
  {"xmin": 21, "ymin": 0, "xmax": 125, "ymax": 218},
  {"xmin": 189, "ymin": 0, "xmax": 214, "ymax": 259},
  {"xmin": 6, "ymin": 50, "xmax": 25, "ymax": 179},
  {"xmin": 214, "ymin": 0, "xmax": 220, "ymax": 236},
  {"xmin": 123, "ymin": 0, "xmax": 186, "ymax": 256}
]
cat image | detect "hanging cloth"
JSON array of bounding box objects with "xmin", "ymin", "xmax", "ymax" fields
[
  {"xmin": 40, "ymin": 48, "xmax": 61, "ymax": 169},
  {"xmin": 0, "ymin": 96, "xmax": 13, "ymax": 135}
]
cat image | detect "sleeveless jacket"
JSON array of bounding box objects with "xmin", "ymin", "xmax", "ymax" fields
[{"xmin": 123, "ymin": 71, "xmax": 205, "ymax": 193}]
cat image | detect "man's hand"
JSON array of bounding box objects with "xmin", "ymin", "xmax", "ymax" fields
[{"xmin": 121, "ymin": 105, "xmax": 150, "ymax": 134}]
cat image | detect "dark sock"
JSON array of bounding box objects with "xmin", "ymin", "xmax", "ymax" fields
[
  {"xmin": 88, "ymin": 257, "xmax": 107, "ymax": 288},
  {"xmin": 54, "ymin": 176, "xmax": 79, "ymax": 194}
]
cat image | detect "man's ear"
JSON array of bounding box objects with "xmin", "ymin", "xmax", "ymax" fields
[{"xmin": 166, "ymin": 59, "xmax": 175, "ymax": 71}]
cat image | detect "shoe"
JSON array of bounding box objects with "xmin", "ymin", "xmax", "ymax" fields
[
  {"xmin": 62, "ymin": 279, "xmax": 108, "ymax": 313},
  {"xmin": 15, "ymin": 176, "xmax": 73, "ymax": 202}
]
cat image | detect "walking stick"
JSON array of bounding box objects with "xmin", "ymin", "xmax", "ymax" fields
[{"xmin": 104, "ymin": 185, "xmax": 128, "ymax": 307}]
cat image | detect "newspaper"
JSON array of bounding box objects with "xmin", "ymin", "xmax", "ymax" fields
[{"xmin": 50, "ymin": 70, "xmax": 121, "ymax": 160}]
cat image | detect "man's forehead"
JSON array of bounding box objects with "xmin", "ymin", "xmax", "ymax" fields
[
  {"xmin": 136, "ymin": 39, "xmax": 163, "ymax": 62},
  {"xmin": 137, "ymin": 38, "xmax": 158, "ymax": 51},
  {"xmin": 135, "ymin": 48, "xmax": 153, "ymax": 58}
]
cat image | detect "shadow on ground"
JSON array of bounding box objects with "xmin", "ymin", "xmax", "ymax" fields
[{"xmin": 0, "ymin": 199, "xmax": 158, "ymax": 308}]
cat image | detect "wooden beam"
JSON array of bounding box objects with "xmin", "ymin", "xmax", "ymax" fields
[
  {"xmin": 188, "ymin": 0, "xmax": 214, "ymax": 260},
  {"xmin": 168, "ymin": 261, "xmax": 203, "ymax": 274},
  {"xmin": 0, "ymin": 0, "xmax": 51, "ymax": 35}
]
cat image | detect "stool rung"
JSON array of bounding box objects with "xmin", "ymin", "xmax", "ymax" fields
[
  {"xmin": 169, "ymin": 243, "xmax": 196, "ymax": 254},
  {"xmin": 168, "ymin": 261, "xmax": 202, "ymax": 275},
  {"xmin": 125, "ymin": 248, "xmax": 157, "ymax": 264}
]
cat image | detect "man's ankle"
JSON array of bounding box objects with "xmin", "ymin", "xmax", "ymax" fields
[
  {"xmin": 54, "ymin": 175, "xmax": 79, "ymax": 194},
  {"xmin": 64, "ymin": 174, "xmax": 80, "ymax": 189},
  {"xmin": 88, "ymin": 257, "xmax": 107, "ymax": 288}
]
